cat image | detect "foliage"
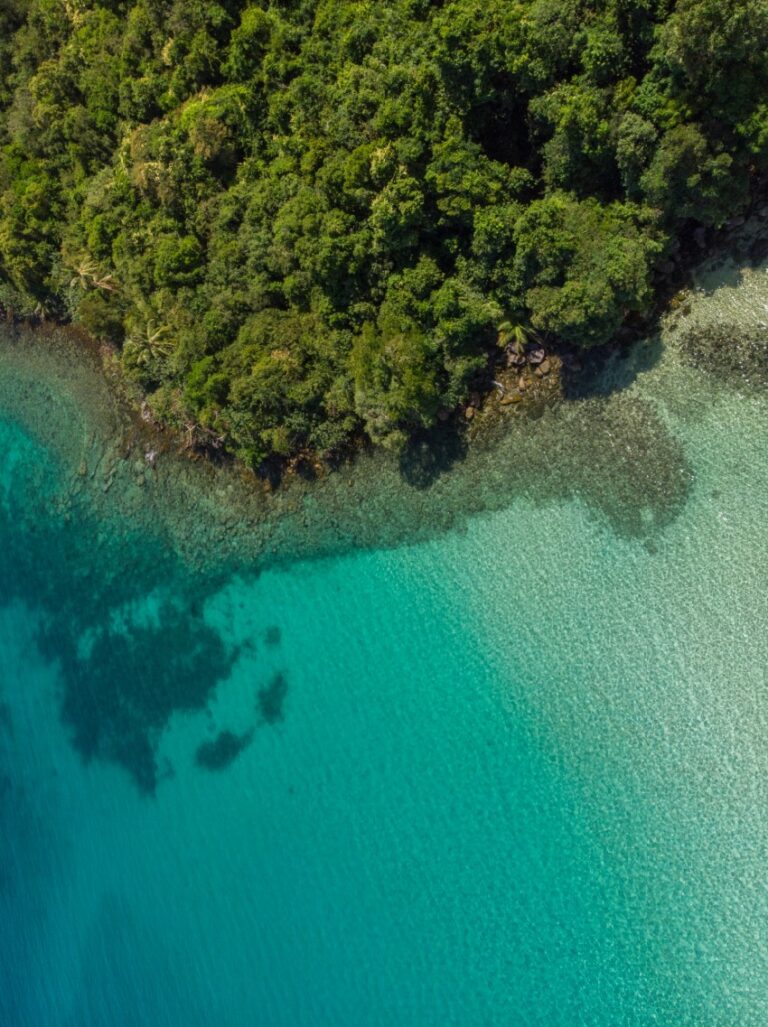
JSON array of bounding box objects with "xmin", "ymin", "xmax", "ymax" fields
[{"xmin": 0, "ymin": 0, "xmax": 764, "ymax": 461}]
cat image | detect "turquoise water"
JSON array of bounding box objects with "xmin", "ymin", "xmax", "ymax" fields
[{"xmin": 4, "ymin": 260, "xmax": 768, "ymax": 1023}]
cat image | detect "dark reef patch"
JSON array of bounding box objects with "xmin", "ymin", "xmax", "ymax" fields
[
  {"xmin": 257, "ymin": 672, "xmax": 288, "ymax": 725},
  {"xmin": 0, "ymin": 454, "xmax": 238, "ymax": 794},
  {"xmin": 52, "ymin": 606, "xmax": 237, "ymax": 794},
  {"xmin": 195, "ymin": 729, "xmax": 254, "ymax": 771},
  {"xmin": 0, "ymin": 702, "xmax": 12, "ymax": 737},
  {"xmin": 264, "ymin": 625, "xmax": 281, "ymax": 647},
  {"xmin": 676, "ymin": 322, "xmax": 768, "ymax": 388},
  {"xmin": 462, "ymin": 389, "xmax": 694, "ymax": 539}
]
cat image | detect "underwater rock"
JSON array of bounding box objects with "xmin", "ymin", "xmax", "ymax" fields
[
  {"xmin": 0, "ymin": 701, "xmax": 12, "ymax": 737},
  {"xmin": 676, "ymin": 321, "xmax": 768, "ymax": 386},
  {"xmin": 258, "ymin": 672, "xmax": 288, "ymax": 725},
  {"xmin": 47, "ymin": 594, "xmax": 238, "ymax": 794},
  {"xmin": 264, "ymin": 625, "xmax": 281, "ymax": 647},
  {"xmin": 195, "ymin": 729, "xmax": 254, "ymax": 771}
]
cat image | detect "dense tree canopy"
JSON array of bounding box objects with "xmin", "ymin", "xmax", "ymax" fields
[{"xmin": 0, "ymin": 0, "xmax": 766, "ymax": 464}]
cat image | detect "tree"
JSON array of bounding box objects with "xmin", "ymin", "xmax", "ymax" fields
[{"xmin": 513, "ymin": 193, "xmax": 663, "ymax": 346}]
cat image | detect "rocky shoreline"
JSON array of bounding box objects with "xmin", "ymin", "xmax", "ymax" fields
[
  {"xmin": 0, "ymin": 213, "xmax": 766, "ymax": 573},
  {"xmin": 462, "ymin": 199, "xmax": 768, "ymax": 434},
  {"xmin": 5, "ymin": 197, "xmax": 768, "ymax": 489}
]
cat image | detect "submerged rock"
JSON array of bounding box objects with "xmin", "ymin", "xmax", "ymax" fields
[
  {"xmin": 195, "ymin": 729, "xmax": 254, "ymax": 772},
  {"xmin": 676, "ymin": 321, "xmax": 768, "ymax": 386},
  {"xmin": 264, "ymin": 625, "xmax": 281, "ymax": 646},
  {"xmin": 258, "ymin": 672, "xmax": 288, "ymax": 725}
]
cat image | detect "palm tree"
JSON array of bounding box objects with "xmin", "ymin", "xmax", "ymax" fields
[
  {"xmin": 498, "ymin": 320, "xmax": 546, "ymax": 354},
  {"xmin": 497, "ymin": 321, "xmax": 532, "ymax": 354},
  {"xmin": 126, "ymin": 322, "xmax": 174, "ymax": 368},
  {"xmin": 68, "ymin": 260, "xmax": 98, "ymax": 291},
  {"xmin": 68, "ymin": 259, "xmax": 118, "ymax": 293}
]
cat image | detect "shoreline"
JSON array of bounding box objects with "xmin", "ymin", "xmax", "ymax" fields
[
  {"xmin": 4, "ymin": 193, "xmax": 768, "ymax": 487},
  {"xmin": 0, "ymin": 215, "xmax": 765, "ymax": 573}
]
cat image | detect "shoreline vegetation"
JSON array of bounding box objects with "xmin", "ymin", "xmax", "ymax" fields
[
  {"xmin": 1, "ymin": 0, "xmax": 768, "ymax": 476},
  {"xmin": 1, "ymin": 211, "xmax": 766, "ymax": 574}
]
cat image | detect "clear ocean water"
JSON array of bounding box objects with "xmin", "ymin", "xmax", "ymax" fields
[{"xmin": 3, "ymin": 256, "xmax": 768, "ymax": 1025}]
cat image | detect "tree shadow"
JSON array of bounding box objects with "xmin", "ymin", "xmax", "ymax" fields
[
  {"xmin": 560, "ymin": 333, "xmax": 664, "ymax": 401},
  {"xmin": 398, "ymin": 420, "xmax": 468, "ymax": 490}
]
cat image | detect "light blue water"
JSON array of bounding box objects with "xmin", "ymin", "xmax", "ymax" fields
[{"xmin": 3, "ymin": 262, "xmax": 768, "ymax": 1024}]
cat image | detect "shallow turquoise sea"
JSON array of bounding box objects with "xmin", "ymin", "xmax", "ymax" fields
[{"xmin": 3, "ymin": 263, "xmax": 768, "ymax": 1024}]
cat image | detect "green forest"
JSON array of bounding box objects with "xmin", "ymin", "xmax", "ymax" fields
[{"xmin": 0, "ymin": 0, "xmax": 766, "ymax": 465}]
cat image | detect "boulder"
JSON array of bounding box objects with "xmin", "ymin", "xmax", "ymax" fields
[
  {"xmin": 500, "ymin": 392, "xmax": 523, "ymax": 406},
  {"xmin": 527, "ymin": 347, "xmax": 546, "ymax": 365}
]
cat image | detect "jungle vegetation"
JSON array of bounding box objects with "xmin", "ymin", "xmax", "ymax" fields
[{"xmin": 0, "ymin": 0, "xmax": 766, "ymax": 465}]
